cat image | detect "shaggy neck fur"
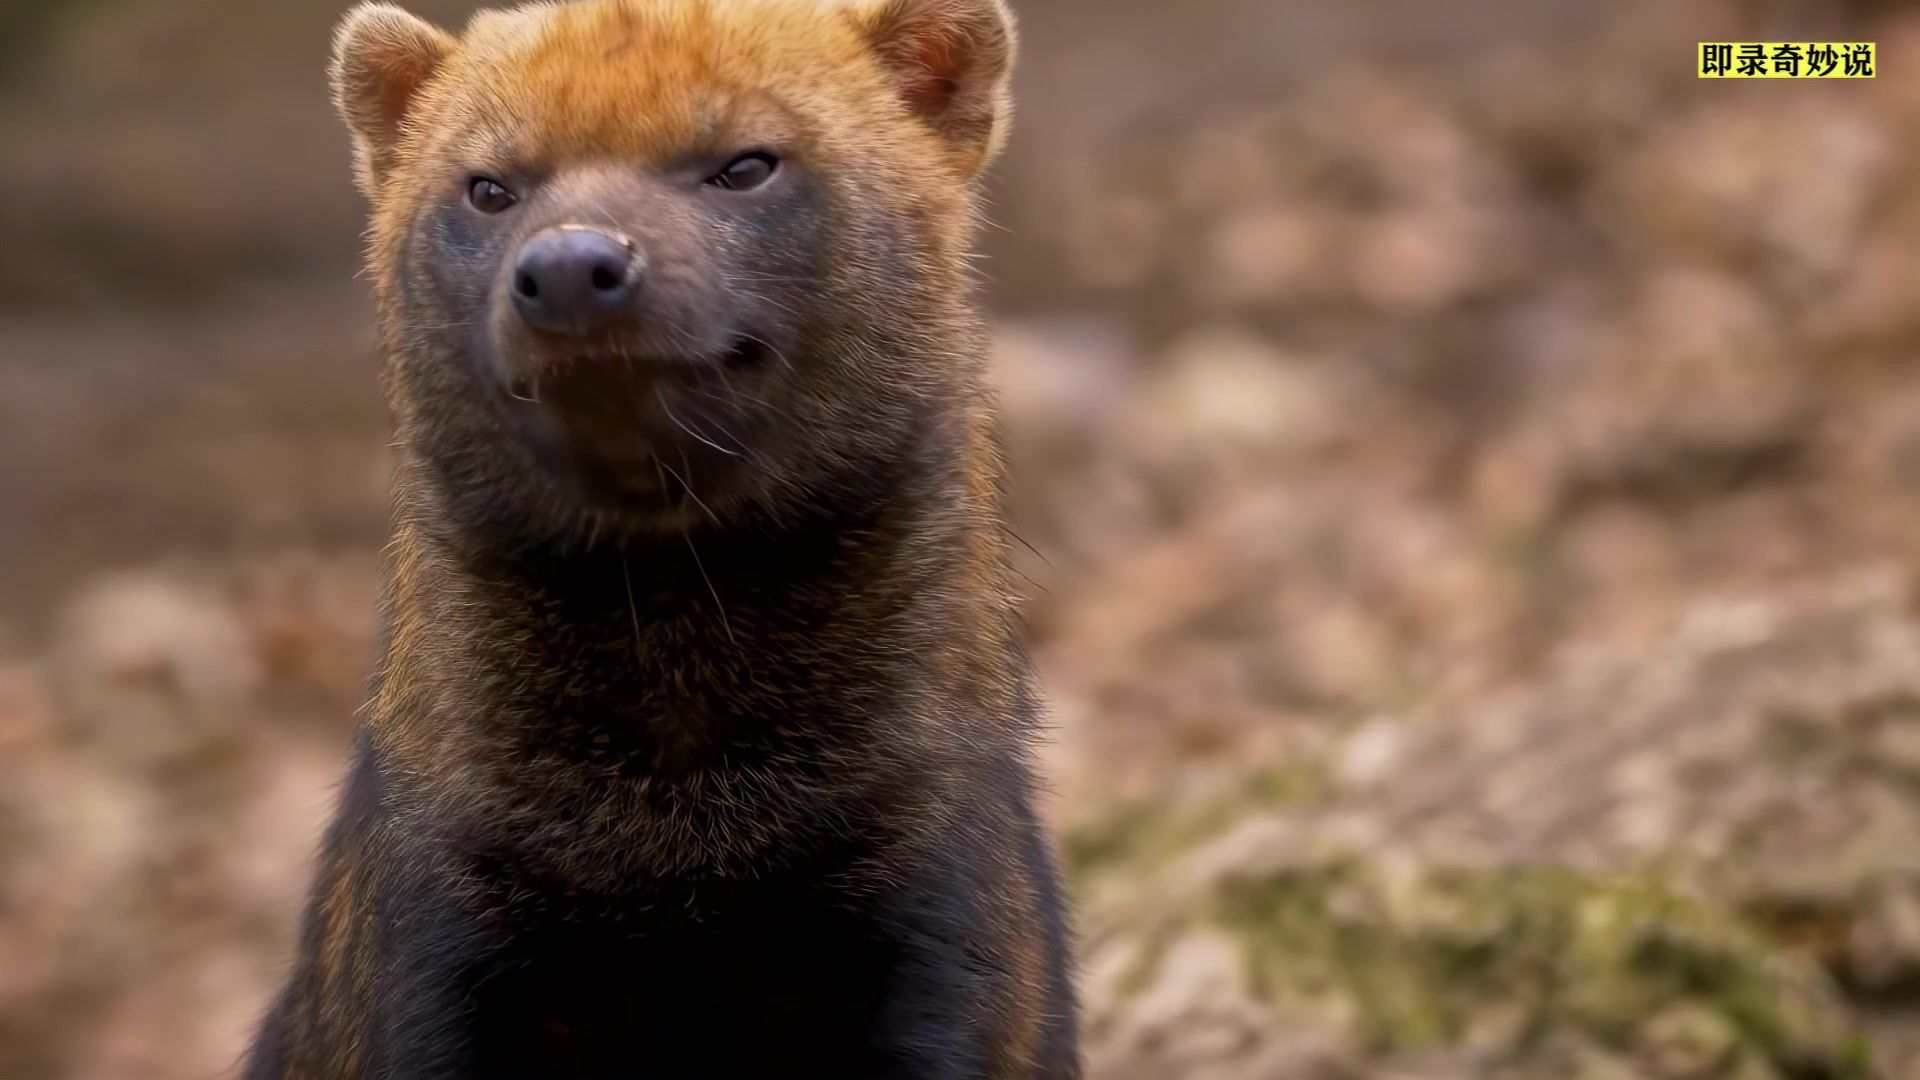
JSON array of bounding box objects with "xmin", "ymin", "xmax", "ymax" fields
[{"xmin": 362, "ymin": 390, "xmax": 1020, "ymax": 888}]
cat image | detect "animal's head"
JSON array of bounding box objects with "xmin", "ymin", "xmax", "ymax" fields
[{"xmin": 331, "ymin": 0, "xmax": 1015, "ymax": 542}]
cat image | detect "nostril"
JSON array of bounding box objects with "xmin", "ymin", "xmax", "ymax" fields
[{"xmin": 509, "ymin": 227, "xmax": 637, "ymax": 335}]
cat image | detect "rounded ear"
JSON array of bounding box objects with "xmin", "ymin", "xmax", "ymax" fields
[
  {"xmin": 858, "ymin": 0, "xmax": 1017, "ymax": 178},
  {"xmin": 330, "ymin": 2, "xmax": 454, "ymax": 194}
]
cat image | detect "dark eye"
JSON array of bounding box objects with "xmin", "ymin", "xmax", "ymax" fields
[
  {"xmin": 707, "ymin": 152, "xmax": 778, "ymax": 191},
  {"xmin": 467, "ymin": 177, "xmax": 518, "ymax": 214}
]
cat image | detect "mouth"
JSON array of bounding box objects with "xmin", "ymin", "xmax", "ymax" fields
[
  {"xmin": 501, "ymin": 334, "xmax": 773, "ymax": 403},
  {"xmin": 490, "ymin": 332, "xmax": 774, "ymax": 521},
  {"xmin": 721, "ymin": 335, "xmax": 773, "ymax": 369}
]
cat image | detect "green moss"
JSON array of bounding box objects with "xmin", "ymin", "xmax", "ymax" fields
[
  {"xmin": 1244, "ymin": 758, "xmax": 1330, "ymax": 807},
  {"xmin": 1064, "ymin": 793, "xmax": 1235, "ymax": 880},
  {"xmin": 1209, "ymin": 860, "xmax": 1872, "ymax": 1077},
  {"xmin": 1064, "ymin": 759, "xmax": 1328, "ymax": 880}
]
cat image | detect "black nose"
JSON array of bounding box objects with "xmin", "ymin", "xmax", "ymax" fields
[{"xmin": 510, "ymin": 226, "xmax": 640, "ymax": 336}]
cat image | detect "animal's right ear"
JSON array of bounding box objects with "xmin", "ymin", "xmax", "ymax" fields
[{"xmin": 330, "ymin": 3, "xmax": 454, "ymax": 194}]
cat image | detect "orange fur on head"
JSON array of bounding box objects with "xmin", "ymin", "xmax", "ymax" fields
[{"xmin": 331, "ymin": 0, "xmax": 1016, "ymax": 200}]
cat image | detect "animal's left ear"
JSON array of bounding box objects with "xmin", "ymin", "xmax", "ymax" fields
[{"xmin": 858, "ymin": 0, "xmax": 1017, "ymax": 178}]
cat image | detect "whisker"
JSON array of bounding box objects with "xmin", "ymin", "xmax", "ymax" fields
[
  {"xmin": 659, "ymin": 452, "xmax": 736, "ymax": 648},
  {"xmin": 740, "ymin": 332, "xmax": 795, "ymax": 373},
  {"xmin": 657, "ymin": 389, "xmax": 741, "ymax": 457},
  {"xmin": 727, "ymin": 271, "xmax": 817, "ymax": 284},
  {"xmin": 733, "ymin": 290, "xmax": 806, "ymax": 320},
  {"xmin": 620, "ymin": 550, "xmax": 645, "ymax": 659},
  {"xmin": 658, "ymin": 456, "xmax": 721, "ymax": 527},
  {"xmin": 683, "ymin": 531, "xmax": 735, "ymax": 647},
  {"xmin": 689, "ymin": 382, "xmax": 777, "ymax": 414}
]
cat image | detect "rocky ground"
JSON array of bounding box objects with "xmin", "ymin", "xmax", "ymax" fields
[{"xmin": 10, "ymin": 0, "xmax": 1920, "ymax": 1076}]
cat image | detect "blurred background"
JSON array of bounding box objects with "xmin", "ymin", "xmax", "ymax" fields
[{"xmin": 6, "ymin": 0, "xmax": 1920, "ymax": 1075}]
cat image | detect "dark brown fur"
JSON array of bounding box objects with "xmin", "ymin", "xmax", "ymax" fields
[{"xmin": 248, "ymin": 1, "xmax": 1078, "ymax": 1076}]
